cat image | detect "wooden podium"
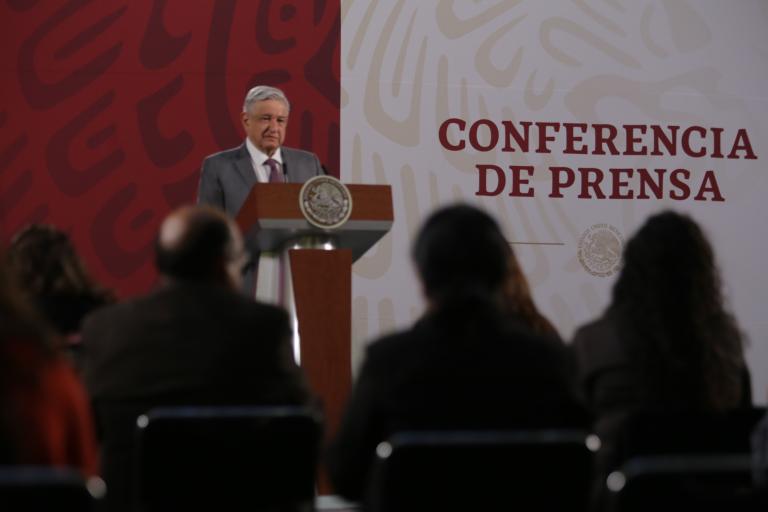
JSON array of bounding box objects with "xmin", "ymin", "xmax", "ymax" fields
[{"xmin": 235, "ymin": 182, "xmax": 393, "ymax": 444}]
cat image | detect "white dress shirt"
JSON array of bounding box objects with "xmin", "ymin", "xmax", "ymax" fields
[{"xmin": 243, "ymin": 139, "xmax": 287, "ymax": 311}]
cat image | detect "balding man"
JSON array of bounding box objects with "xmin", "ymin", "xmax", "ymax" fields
[{"xmin": 81, "ymin": 205, "xmax": 310, "ymax": 511}]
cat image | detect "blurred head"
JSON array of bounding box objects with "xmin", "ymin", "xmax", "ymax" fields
[
  {"xmin": 613, "ymin": 210, "xmax": 720, "ymax": 313},
  {"xmin": 156, "ymin": 205, "xmax": 247, "ymax": 289},
  {"xmin": 1, "ymin": 250, "xmax": 55, "ymax": 464},
  {"xmin": 241, "ymin": 85, "xmax": 290, "ymax": 156},
  {"xmin": 412, "ymin": 204, "xmax": 511, "ymax": 306},
  {"xmin": 6, "ymin": 224, "xmax": 111, "ymax": 302}
]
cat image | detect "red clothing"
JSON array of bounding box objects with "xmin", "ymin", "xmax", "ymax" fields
[{"xmin": 2, "ymin": 340, "xmax": 98, "ymax": 476}]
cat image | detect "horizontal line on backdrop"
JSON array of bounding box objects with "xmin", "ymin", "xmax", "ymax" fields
[{"xmin": 508, "ymin": 241, "xmax": 566, "ymax": 246}]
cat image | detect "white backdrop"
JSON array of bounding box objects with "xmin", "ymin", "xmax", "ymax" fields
[{"xmin": 341, "ymin": 0, "xmax": 768, "ymax": 402}]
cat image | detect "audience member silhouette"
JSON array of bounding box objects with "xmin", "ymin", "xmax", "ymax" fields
[
  {"xmin": 571, "ymin": 210, "xmax": 751, "ymax": 480},
  {"xmin": 326, "ymin": 204, "xmax": 588, "ymax": 502},
  {"xmin": 80, "ymin": 205, "xmax": 312, "ymax": 511},
  {"xmin": 6, "ymin": 224, "xmax": 114, "ymax": 361},
  {"xmin": 0, "ymin": 254, "xmax": 98, "ymax": 474},
  {"xmin": 503, "ymin": 252, "xmax": 561, "ymax": 340}
]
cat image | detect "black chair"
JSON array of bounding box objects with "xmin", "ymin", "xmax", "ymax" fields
[
  {"xmin": 607, "ymin": 454, "xmax": 767, "ymax": 512},
  {"xmin": 367, "ymin": 429, "xmax": 597, "ymax": 512},
  {"xmin": 134, "ymin": 405, "xmax": 322, "ymax": 512},
  {"xmin": 0, "ymin": 465, "xmax": 105, "ymax": 512},
  {"xmin": 612, "ymin": 407, "xmax": 767, "ymax": 464},
  {"xmin": 591, "ymin": 407, "xmax": 767, "ymax": 511}
]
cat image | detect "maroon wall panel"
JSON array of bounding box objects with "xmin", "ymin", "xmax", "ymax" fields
[{"xmin": 0, "ymin": 0, "xmax": 340, "ymax": 297}]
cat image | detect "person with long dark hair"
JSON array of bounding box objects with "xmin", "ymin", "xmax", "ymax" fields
[
  {"xmin": 6, "ymin": 224, "xmax": 114, "ymax": 343},
  {"xmin": 572, "ymin": 210, "xmax": 751, "ymax": 489},
  {"xmin": 0, "ymin": 254, "xmax": 98, "ymax": 474},
  {"xmin": 574, "ymin": 210, "xmax": 748, "ymax": 416}
]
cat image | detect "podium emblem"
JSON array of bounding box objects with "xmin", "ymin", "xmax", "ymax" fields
[{"xmin": 299, "ymin": 176, "xmax": 353, "ymax": 229}]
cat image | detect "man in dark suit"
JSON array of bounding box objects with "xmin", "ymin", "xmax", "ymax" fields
[
  {"xmin": 197, "ymin": 85, "xmax": 325, "ymax": 294},
  {"xmin": 326, "ymin": 204, "xmax": 589, "ymax": 503},
  {"xmin": 81, "ymin": 205, "xmax": 311, "ymax": 511}
]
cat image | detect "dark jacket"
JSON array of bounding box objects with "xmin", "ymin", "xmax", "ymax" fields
[
  {"xmin": 327, "ymin": 297, "xmax": 589, "ymax": 501},
  {"xmin": 81, "ymin": 280, "xmax": 311, "ymax": 511}
]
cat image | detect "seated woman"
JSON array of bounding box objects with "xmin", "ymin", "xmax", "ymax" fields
[
  {"xmin": 5, "ymin": 225, "xmax": 114, "ymax": 362},
  {"xmin": 327, "ymin": 204, "xmax": 588, "ymax": 503},
  {"xmin": 572, "ymin": 211, "xmax": 751, "ymax": 474},
  {"xmin": 0, "ymin": 257, "xmax": 99, "ymax": 475}
]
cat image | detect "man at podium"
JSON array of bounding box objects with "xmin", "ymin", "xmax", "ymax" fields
[{"xmin": 197, "ymin": 85, "xmax": 325, "ymax": 295}]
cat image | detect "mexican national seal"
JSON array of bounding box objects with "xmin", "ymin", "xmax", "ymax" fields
[
  {"xmin": 578, "ymin": 223, "xmax": 623, "ymax": 277},
  {"xmin": 299, "ymin": 175, "xmax": 353, "ymax": 229}
]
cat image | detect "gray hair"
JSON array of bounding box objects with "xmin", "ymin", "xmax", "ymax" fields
[{"xmin": 242, "ymin": 85, "xmax": 290, "ymax": 113}]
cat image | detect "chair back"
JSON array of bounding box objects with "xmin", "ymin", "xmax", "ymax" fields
[
  {"xmin": 134, "ymin": 405, "xmax": 322, "ymax": 512},
  {"xmin": 0, "ymin": 466, "xmax": 104, "ymax": 512},
  {"xmin": 612, "ymin": 407, "xmax": 766, "ymax": 463},
  {"xmin": 368, "ymin": 429, "xmax": 596, "ymax": 512},
  {"xmin": 607, "ymin": 454, "xmax": 766, "ymax": 512}
]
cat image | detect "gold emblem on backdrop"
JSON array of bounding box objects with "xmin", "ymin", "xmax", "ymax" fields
[{"xmin": 578, "ymin": 224, "xmax": 623, "ymax": 277}]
